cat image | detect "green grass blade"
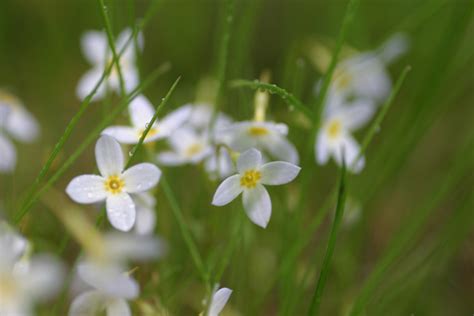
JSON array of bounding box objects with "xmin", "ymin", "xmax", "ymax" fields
[
  {"xmin": 307, "ymin": 157, "xmax": 347, "ymax": 316},
  {"xmin": 229, "ymin": 79, "xmax": 313, "ymax": 118}
]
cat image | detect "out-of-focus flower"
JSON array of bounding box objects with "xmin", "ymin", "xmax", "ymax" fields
[
  {"xmin": 77, "ymin": 28, "xmax": 143, "ymax": 100},
  {"xmin": 204, "ymin": 146, "xmax": 235, "ymax": 180},
  {"xmin": 221, "ymin": 121, "xmax": 299, "ymax": 165},
  {"xmin": 186, "ymin": 104, "xmax": 232, "ymax": 133},
  {"xmin": 66, "ymin": 135, "xmax": 161, "ymax": 231},
  {"xmin": 157, "ymin": 127, "xmax": 213, "ymax": 166},
  {"xmin": 315, "ymin": 95, "xmax": 375, "ymax": 173},
  {"xmin": 0, "ymin": 91, "xmax": 40, "ymax": 173},
  {"xmin": 103, "ymin": 95, "xmax": 191, "ymax": 145},
  {"xmin": 0, "ymin": 223, "xmax": 63, "ymax": 316},
  {"xmin": 133, "ymin": 192, "xmax": 157, "ymax": 235},
  {"xmin": 207, "ymin": 287, "xmax": 232, "ymax": 316},
  {"xmin": 212, "ymin": 148, "xmax": 300, "ymax": 228}
]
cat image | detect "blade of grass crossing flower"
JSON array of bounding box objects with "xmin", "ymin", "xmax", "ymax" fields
[
  {"xmin": 229, "ymin": 79, "xmax": 313, "ymax": 118},
  {"xmin": 307, "ymin": 157, "xmax": 347, "ymax": 316},
  {"xmin": 14, "ymin": 63, "xmax": 171, "ymax": 224}
]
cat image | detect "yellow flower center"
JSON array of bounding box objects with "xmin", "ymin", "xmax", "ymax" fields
[
  {"xmin": 0, "ymin": 90, "xmax": 20, "ymax": 106},
  {"xmin": 138, "ymin": 127, "xmax": 158, "ymax": 140},
  {"xmin": 0, "ymin": 275, "xmax": 17, "ymax": 302},
  {"xmin": 334, "ymin": 68, "xmax": 352, "ymax": 90},
  {"xmin": 327, "ymin": 119, "xmax": 342, "ymax": 139},
  {"xmin": 248, "ymin": 126, "xmax": 269, "ymax": 136},
  {"xmin": 104, "ymin": 175, "xmax": 125, "ymax": 194},
  {"xmin": 240, "ymin": 169, "xmax": 262, "ymax": 189},
  {"xmin": 185, "ymin": 143, "xmax": 204, "ymax": 157}
]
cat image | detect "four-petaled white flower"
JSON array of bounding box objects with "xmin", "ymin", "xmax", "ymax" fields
[
  {"xmin": 66, "ymin": 135, "xmax": 161, "ymax": 231},
  {"xmin": 315, "ymin": 95, "xmax": 375, "ymax": 173},
  {"xmin": 222, "ymin": 121, "xmax": 299, "ymax": 165},
  {"xmin": 102, "ymin": 95, "xmax": 191, "ymax": 145},
  {"xmin": 207, "ymin": 287, "xmax": 232, "ymax": 316},
  {"xmin": 77, "ymin": 28, "xmax": 143, "ymax": 100},
  {"xmin": 212, "ymin": 148, "xmax": 301, "ymax": 228},
  {"xmin": 0, "ymin": 90, "xmax": 40, "ymax": 173}
]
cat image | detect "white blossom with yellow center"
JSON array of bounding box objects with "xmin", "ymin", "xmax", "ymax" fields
[
  {"xmin": 76, "ymin": 28, "xmax": 143, "ymax": 101},
  {"xmin": 102, "ymin": 95, "xmax": 191, "ymax": 145},
  {"xmin": 212, "ymin": 148, "xmax": 300, "ymax": 228},
  {"xmin": 316, "ymin": 95, "xmax": 375, "ymax": 173},
  {"xmin": 66, "ymin": 135, "xmax": 162, "ymax": 231}
]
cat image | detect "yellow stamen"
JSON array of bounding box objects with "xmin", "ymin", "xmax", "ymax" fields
[
  {"xmin": 185, "ymin": 143, "xmax": 204, "ymax": 157},
  {"xmin": 327, "ymin": 119, "xmax": 342, "ymax": 139},
  {"xmin": 104, "ymin": 175, "xmax": 125, "ymax": 195},
  {"xmin": 248, "ymin": 126, "xmax": 269, "ymax": 136},
  {"xmin": 240, "ymin": 169, "xmax": 262, "ymax": 189},
  {"xmin": 334, "ymin": 68, "xmax": 352, "ymax": 90},
  {"xmin": 138, "ymin": 128, "xmax": 158, "ymax": 140}
]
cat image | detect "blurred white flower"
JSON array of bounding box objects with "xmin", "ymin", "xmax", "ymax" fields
[
  {"xmin": 157, "ymin": 127, "xmax": 213, "ymax": 166},
  {"xmin": 186, "ymin": 104, "xmax": 233, "ymax": 133},
  {"xmin": 221, "ymin": 121, "xmax": 299, "ymax": 165},
  {"xmin": 103, "ymin": 95, "xmax": 192, "ymax": 145},
  {"xmin": 315, "ymin": 96, "xmax": 375, "ymax": 173},
  {"xmin": 77, "ymin": 28, "xmax": 143, "ymax": 100},
  {"xmin": 212, "ymin": 148, "xmax": 300, "ymax": 228},
  {"xmin": 66, "ymin": 135, "xmax": 161, "ymax": 231},
  {"xmin": 0, "ymin": 91, "xmax": 40, "ymax": 173},
  {"xmin": 204, "ymin": 146, "xmax": 235, "ymax": 180},
  {"xmin": 208, "ymin": 287, "xmax": 232, "ymax": 316},
  {"xmin": 133, "ymin": 192, "xmax": 157, "ymax": 235},
  {"xmin": 0, "ymin": 223, "xmax": 63, "ymax": 316}
]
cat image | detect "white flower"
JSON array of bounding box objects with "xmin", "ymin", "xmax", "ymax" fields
[
  {"xmin": 208, "ymin": 287, "xmax": 232, "ymax": 316},
  {"xmin": 0, "ymin": 91, "xmax": 40, "ymax": 173},
  {"xmin": 77, "ymin": 28, "xmax": 143, "ymax": 100},
  {"xmin": 0, "ymin": 225, "xmax": 63, "ymax": 316},
  {"xmin": 133, "ymin": 192, "xmax": 156, "ymax": 235},
  {"xmin": 204, "ymin": 146, "xmax": 235, "ymax": 180},
  {"xmin": 212, "ymin": 148, "xmax": 301, "ymax": 228},
  {"xmin": 222, "ymin": 121, "xmax": 299, "ymax": 165},
  {"xmin": 186, "ymin": 104, "xmax": 233, "ymax": 133},
  {"xmin": 102, "ymin": 95, "xmax": 192, "ymax": 144},
  {"xmin": 157, "ymin": 127, "xmax": 214, "ymax": 166},
  {"xmin": 315, "ymin": 97, "xmax": 375, "ymax": 173},
  {"xmin": 66, "ymin": 135, "xmax": 162, "ymax": 231}
]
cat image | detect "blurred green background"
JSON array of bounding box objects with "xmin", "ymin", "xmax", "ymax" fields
[{"xmin": 0, "ymin": 0, "xmax": 473, "ymax": 315}]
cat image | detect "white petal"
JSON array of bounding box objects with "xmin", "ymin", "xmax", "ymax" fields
[
  {"xmin": 156, "ymin": 151, "xmax": 186, "ymax": 166},
  {"xmin": 333, "ymin": 134, "xmax": 364, "ymax": 173},
  {"xmin": 260, "ymin": 162, "xmax": 301, "ymax": 185},
  {"xmin": 315, "ymin": 131, "xmax": 329, "ymax": 165},
  {"xmin": 77, "ymin": 262, "xmax": 139, "ymax": 299},
  {"xmin": 20, "ymin": 255, "xmax": 64, "ymax": 301},
  {"xmin": 378, "ymin": 33, "xmax": 409, "ymax": 64},
  {"xmin": 263, "ymin": 135, "xmax": 299, "ymax": 164},
  {"xmin": 209, "ymin": 288, "xmax": 233, "ymax": 316},
  {"xmin": 134, "ymin": 206, "xmax": 156, "ymax": 235},
  {"xmin": 69, "ymin": 290, "xmax": 105, "ymax": 316},
  {"xmin": 66, "ymin": 175, "xmax": 107, "ymax": 204},
  {"xmin": 159, "ymin": 105, "xmax": 192, "ymax": 134},
  {"xmin": 0, "ymin": 134, "xmax": 16, "ymax": 173},
  {"xmin": 242, "ymin": 184, "xmax": 271, "ymax": 228},
  {"xmin": 95, "ymin": 135, "xmax": 124, "ymax": 177},
  {"xmin": 106, "ymin": 193, "xmax": 136, "ymax": 231},
  {"xmin": 104, "ymin": 232, "xmax": 165, "ymax": 261},
  {"xmin": 212, "ymin": 175, "xmax": 243, "ymax": 206},
  {"xmin": 76, "ymin": 68, "xmax": 106, "ymax": 101},
  {"xmin": 237, "ymin": 148, "xmax": 262, "ymax": 173},
  {"xmin": 129, "ymin": 95, "xmax": 155, "ymax": 128},
  {"xmin": 116, "ymin": 28, "xmax": 144, "ymax": 59},
  {"xmin": 5, "ymin": 106, "xmax": 40, "ymax": 142},
  {"xmin": 81, "ymin": 31, "xmax": 107, "ymax": 65},
  {"xmin": 106, "ymin": 299, "xmax": 131, "ymax": 316},
  {"xmin": 122, "ymin": 163, "xmax": 161, "ymax": 193},
  {"xmin": 102, "ymin": 126, "xmax": 139, "ymax": 144},
  {"xmin": 340, "ymin": 99, "xmax": 376, "ymax": 130},
  {"xmin": 122, "ymin": 67, "xmax": 140, "ymax": 94}
]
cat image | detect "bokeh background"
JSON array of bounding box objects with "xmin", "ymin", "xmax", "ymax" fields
[{"xmin": 0, "ymin": 0, "xmax": 473, "ymax": 315}]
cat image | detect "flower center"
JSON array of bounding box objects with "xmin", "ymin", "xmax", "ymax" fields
[
  {"xmin": 240, "ymin": 169, "xmax": 262, "ymax": 189},
  {"xmin": 138, "ymin": 127, "xmax": 158, "ymax": 140},
  {"xmin": 0, "ymin": 275, "xmax": 17, "ymax": 302},
  {"xmin": 327, "ymin": 119, "xmax": 342, "ymax": 139},
  {"xmin": 248, "ymin": 126, "xmax": 269, "ymax": 136},
  {"xmin": 185, "ymin": 143, "xmax": 204, "ymax": 157},
  {"xmin": 0, "ymin": 91, "xmax": 20, "ymax": 106},
  {"xmin": 104, "ymin": 175, "xmax": 125, "ymax": 194},
  {"xmin": 334, "ymin": 68, "xmax": 352, "ymax": 90}
]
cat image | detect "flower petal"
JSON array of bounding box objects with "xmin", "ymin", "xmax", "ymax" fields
[
  {"xmin": 242, "ymin": 184, "xmax": 272, "ymax": 228},
  {"xmin": 134, "ymin": 206, "xmax": 156, "ymax": 235},
  {"xmin": 333, "ymin": 134, "xmax": 365, "ymax": 173},
  {"xmin": 81, "ymin": 31, "xmax": 107, "ymax": 65},
  {"xmin": 0, "ymin": 134, "xmax": 16, "ymax": 173},
  {"xmin": 315, "ymin": 131, "xmax": 329, "ymax": 165},
  {"xmin": 263, "ymin": 135, "xmax": 299, "ymax": 164},
  {"xmin": 106, "ymin": 299, "xmax": 131, "ymax": 316},
  {"xmin": 21, "ymin": 255, "xmax": 64, "ymax": 301},
  {"xmin": 76, "ymin": 68, "xmax": 106, "ymax": 101},
  {"xmin": 156, "ymin": 151, "xmax": 186, "ymax": 166},
  {"xmin": 237, "ymin": 148, "xmax": 262, "ymax": 173},
  {"xmin": 122, "ymin": 163, "xmax": 161, "ymax": 193},
  {"xmin": 95, "ymin": 135, "xmax": 124, "ymax": 177},
  {"xmin": 209, "ymin": 288, "xmax": 233, "ymax": 316},
  {"xmin": 5, "ymin": 106, "xmax": 40, "ymax": 142},
  {"xmin": 260, "ymin": 162, "xmax": 301, "ymax": 185},
  {"xmin": 102, "ymin": 126, "xmax": 139, "ymax": 144},
  {"xmin": 340, "ymin": 99, "xmax": 376, "ymax": 131},
  {"xmin": 106, "ymin": 193, "xmax": 136, "ymax": 231},
  {"xmin": 69, "ymin": 290, "xmax": 105, "ymax": 316},
  {"xmin": 104, "ymin": 232, "xmax": 165, "ymax": 261},
  {"xmin": 212, "ymin": 174, "xmax": 243, "ymax": 206},
  {"xmin": 116, "ymin": 28, "xmax": 144, "ymax": 60},
  {"xmin": 66, "ymin": 175, "xmax": 107, "ymax": 204},
  {"xmin": 159, "ymin": 105, "xmax": 192, "ymax": 135},
  {"xmin": 129, "ymin": 95, "xmax": 155, "ymax": 129}
]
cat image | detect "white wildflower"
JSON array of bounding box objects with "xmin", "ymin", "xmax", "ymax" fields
[{"xmin": 207, "ymin": 287, "xmax": 232, "ymax": 316}]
